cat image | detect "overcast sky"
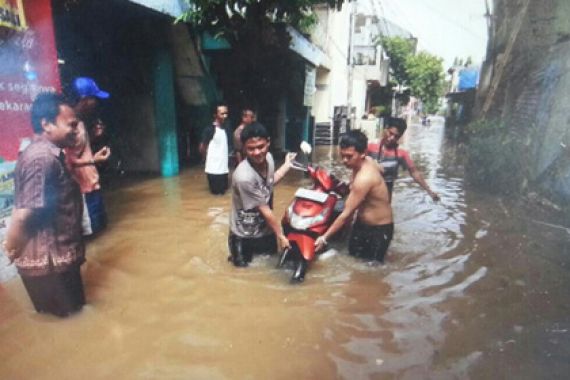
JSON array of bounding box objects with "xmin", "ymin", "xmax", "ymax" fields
[{"xmin": 358, "ymin": 0, "xmax": 490, "ymax": 68}]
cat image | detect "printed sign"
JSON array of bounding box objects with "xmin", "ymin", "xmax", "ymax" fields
[
  {"xmin": 0, "ymin": 161, "xmax": 15, "ymax": 281},
  {"xmin": 304, "ymin": 65, "xmax": 316, "ymax": 107},
  {"xmin": 0, "ymin": 0, "xmax": 60, "ymax": 162},
  {"xmin": 0, "ymin": 0, "xmax": 26, "ymax": 31}
]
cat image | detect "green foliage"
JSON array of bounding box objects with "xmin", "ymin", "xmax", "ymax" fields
[
  {"xmin": 178, "ymin": 0, "xmax": 349, "ymax": 41},
  {"xmin": 406, "ymin": 52, "xmax": 445, "ymax": 114},
  {"xmin": 464, "ymin": 119, "xmax": 506, "ymax": 138},
  {"xmin": 176, "ymin": 0, "xmax": 350, "ymax": 116},
  {"xmin": 378, "ymin": 36, "xmax": 444, "ymax": 114},
  {"xmin": 377, "ymin": 36, "xmax": 415, "ymax": 85},
  {"xmin": 452, "ymin": 56, "xmax": 473, "ymax": 67},
  {"xmin": 369, "ymin": 105, "xmax": 387, "ymax": 117}
]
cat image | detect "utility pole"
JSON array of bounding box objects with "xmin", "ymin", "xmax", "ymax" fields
[{"xmin": 346, "ymin": 0, "xmax": 356, "ymax": 133}]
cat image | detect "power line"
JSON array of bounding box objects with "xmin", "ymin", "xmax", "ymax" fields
[
  {"xmin": 383, "ymin": 0, "xmax": 440, "ymax": 54},
  {"xmin": 413, "ymin": 1, "xmax": 486, "ymax": 40}
]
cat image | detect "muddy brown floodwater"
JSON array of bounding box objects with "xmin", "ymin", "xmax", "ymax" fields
[{"xmin": 1, "ymin": 117, "xmax": 570, "ymax": 379}]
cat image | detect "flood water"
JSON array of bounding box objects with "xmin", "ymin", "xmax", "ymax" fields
[{"xmin": 1, "ymin": 117, "xmax": 570, "ymax": 379}]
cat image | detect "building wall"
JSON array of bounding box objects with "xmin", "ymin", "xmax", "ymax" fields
[
  {"xmin": 53, "ymin": 0, "xmax": 184, "ymax": 173},
  {"xmin": 312, "ymin": 4, "xmax": 351, "ymax": 124},
  {"xmin": 478, "ymin": 0, "xmax": 570, "ymax": 201}
]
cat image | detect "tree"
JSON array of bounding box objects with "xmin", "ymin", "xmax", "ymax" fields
[
  {"xmin": 377, "ymin": 36, "xmax": 415, "ymax": 85},
  {"xmin": 179, "ymin": 1, "xmax": 347, "ymax": 40},
  {"xmin": 378, "ymin": 36, "xmax": 444, "ymax": 114},
  {"xmin": 406, "ymin": 52, "xmax": 445, "ymax": 113}
]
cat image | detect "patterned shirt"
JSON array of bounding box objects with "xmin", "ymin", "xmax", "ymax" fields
[{"xmin": 13, "ymin": 136, "xmax": 85, "ymax": 276}]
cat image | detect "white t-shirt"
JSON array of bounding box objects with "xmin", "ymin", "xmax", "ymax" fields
[{"xmin": 205, "ymin": 127, "xmax": 229, "ymax": 174}]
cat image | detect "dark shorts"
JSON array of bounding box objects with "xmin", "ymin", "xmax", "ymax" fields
[
  {"xmin": 85, "ymin": 189, "xmax": 107, "ymax": 234},
  {"xmin": 349, "ymin": 222, "xmax": 394, "ymax": 262},
  {"xmin": 228, "ymin": 232, "xmax": 278, "ymax": 264},
  {"xmin": 20, "ymin": 265, "xmax": 85, "ymax": 317},
  {"xmin": 207, "ymin": 173, "xmax": 229, "ymax": 195}
]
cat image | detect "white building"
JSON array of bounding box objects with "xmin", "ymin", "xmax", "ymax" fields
[{"xmin": 309, "ymin": 1, "xmax": 393, "ymax": 143}]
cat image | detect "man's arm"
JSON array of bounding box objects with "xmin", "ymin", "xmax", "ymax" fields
[
  {"xmin": 72, "ymin": 146, "xmax": 112, "ymax": 167},
  {"xmin": 235, "ymin": 150, "xmax": 243, "ymax": 163},
  {"xmin": 273, "ymin": 152, "xmax": 297, "ymax": 185},
  {"xmin": 198, "ymin": 143, "xmax": 208, "ymax": 161},
  {"xmin": 402, "ymin": 151, "xmax": 439, "ymax": 201},
  {"xmin": 315, "ymin": 174, "xmax": 370, "ymax": 251},
  {"xmin": 3, "ymin": 208, "xmax": 34, "ymax": 263},
  {"xmin": 199, "ymin": 126, "xmax": 213, "ymax": 161},
  {"xmin": 257, "ymin": 204, "xmax": 291, "ymax": 249},
  {"xmin": 408, "ymin": 167, "xmax": 439, "ymax": 201}
]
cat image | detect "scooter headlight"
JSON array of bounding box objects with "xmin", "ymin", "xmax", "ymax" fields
[{"xmin": 288, "ymin": 205, "xmax": 329, "ymax": 230}]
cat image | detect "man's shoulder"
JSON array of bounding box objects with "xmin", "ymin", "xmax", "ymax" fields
[
  {"xmin": 357, "ymin": 160, "xmax": 382, "ymax": 183},
  {"xmin": 233, "ymin": 161, "xmax": 255, "ymax": 181},
  {"xmin": 19, "ymin": 140, "xmax": 57, "ymax": 163},
  {"xmin": 396, "ymin": 147, "xmax": 410, "ymax": 156},
  {"xmin": 397, "ymin": 148, "xmax": 415, "ymax": 166}
]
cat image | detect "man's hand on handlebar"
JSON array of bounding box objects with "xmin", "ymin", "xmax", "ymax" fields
[{"xmin": 285, "ymin": 152, "xmax": 297, "ymax": 166}]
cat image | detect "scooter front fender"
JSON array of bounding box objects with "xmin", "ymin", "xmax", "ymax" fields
[{"xmin": 287, "ymin": 233, "xmax": 316, "ymax": 261}]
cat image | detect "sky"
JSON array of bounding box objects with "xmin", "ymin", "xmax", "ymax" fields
[{"xmin": 357, "ymin": 0, "xmax": 490, "ymax": 68}]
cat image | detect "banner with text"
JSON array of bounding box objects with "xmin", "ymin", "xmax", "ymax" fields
[{"xmin": 0, "ymin": 0, "xmax": 60, "ymax": 162}]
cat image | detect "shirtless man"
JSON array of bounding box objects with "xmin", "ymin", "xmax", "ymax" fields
[{"xmin": 315, "ymin": 130, "xmax": 393, "ymax": 262}]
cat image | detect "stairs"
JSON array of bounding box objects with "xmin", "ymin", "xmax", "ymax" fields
[{"xmin": 314, "ymin": 122, "xmax": 334, "ymax": 146}]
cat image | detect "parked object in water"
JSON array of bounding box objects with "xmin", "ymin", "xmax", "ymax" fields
[{"xmin": 278, "ymin": 162, "xmax": 348, "ymax": 282}]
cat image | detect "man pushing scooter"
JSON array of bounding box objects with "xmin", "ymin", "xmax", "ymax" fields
[
  {"xmin": 315, "ymin": 130, "xmax": 394, "ymax": 263},
  {"xmin": 228, "ymin": 122, "xmax": 296, "ymax": 267}
]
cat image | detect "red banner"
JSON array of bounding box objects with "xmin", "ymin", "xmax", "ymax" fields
[{"xmin": 0, "ymin": 0, "xmax": 60, "ymax": 161}]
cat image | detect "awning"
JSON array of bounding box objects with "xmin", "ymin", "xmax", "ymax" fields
[
  {"xmin": 0, "ymin": 0, "xmax": 27, "ymax": 31},
  {"xmin": 287, "ymin": 26, "xmax": 330, "ymax": 70}
]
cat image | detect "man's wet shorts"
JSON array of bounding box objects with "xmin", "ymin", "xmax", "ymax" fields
[{"xmin": 348, "ymin": 221, "xmax": 394, "ymax": 262}]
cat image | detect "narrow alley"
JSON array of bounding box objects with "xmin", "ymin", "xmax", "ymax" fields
[{"xmin": 2, "ymin": 118, "xmax": 568, "ymax": 379}]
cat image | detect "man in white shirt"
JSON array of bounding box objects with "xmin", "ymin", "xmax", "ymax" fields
[{"xmin": 199, "ymin": 103, "xmax": 233, "ymax": 195}]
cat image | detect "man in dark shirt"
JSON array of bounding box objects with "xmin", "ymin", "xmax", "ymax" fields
[{"xmin": 2, "ymin": 93, "xmax": 85, "ymax": 317}]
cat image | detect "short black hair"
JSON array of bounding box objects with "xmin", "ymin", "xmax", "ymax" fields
[
  {"xmin": 212, "ymin": 102, "xmax": 228, "ymax": 116},
  {"xmin": 385, "ymin": 117, "xmax": 407, "ymax": 136},
  {"xmin": 242, "ymin": 108, "xmax": 255, "ymax": 115},
  {"xmin": 241, "ymin": 122, "xmax": 269, "ymax": 144},
  {"xmin": 31, "ymin": 92, "xmax": 67, "ymax": 134},
  {"xmin": 339, "ymin": 129, "xmax": 368, "ymax": 153}
]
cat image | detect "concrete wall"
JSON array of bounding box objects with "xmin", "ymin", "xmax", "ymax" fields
[
  {"xmin": 53, "ymin": 1, "xmax": 181, "ymax": 173},
  {"xmin": 312, "ymin": 4, "xmax": 351, "ymax": 124},
  {"xmin": 477, "ymin": 0, "xmax": 570, "ymax": 201}
]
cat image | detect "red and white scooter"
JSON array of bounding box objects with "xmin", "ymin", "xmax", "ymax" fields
[{"xmin": 278, "ymin": 158, "xmax": 348, "ymax": 283}]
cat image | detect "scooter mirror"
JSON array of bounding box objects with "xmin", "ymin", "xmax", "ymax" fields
[{"xmin": 300, "ymin": 141, "xmax": 312, "ymax": 155}]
